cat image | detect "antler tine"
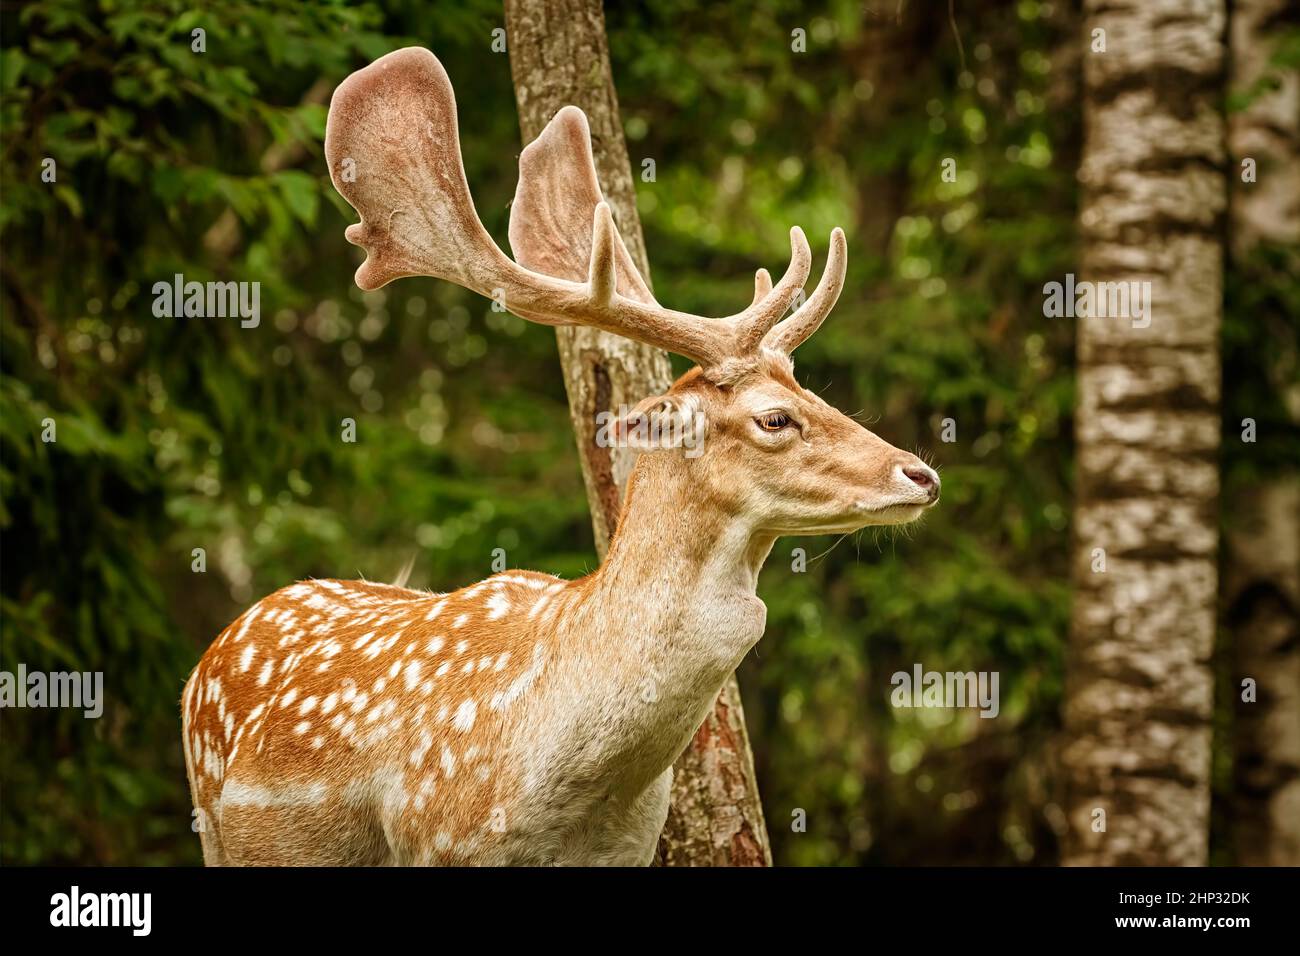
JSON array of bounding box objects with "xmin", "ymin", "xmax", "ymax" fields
[
  {"xmin": 734, "ymin": 226, "xmax": 812, "ymax": 353},
  {"xmin": 752, "ymin": 268, "xmax": 773, "ymax": 304},
  {"xmin": 761, "ymin": 227, "xmax": 848, "ymax": 355},
  {"xmin": 588, "ymin": 202, "xmax": 618, "ymax": 306}
]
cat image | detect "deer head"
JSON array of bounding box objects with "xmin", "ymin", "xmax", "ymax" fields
[{"xmin": 324, "ymin": 47, "xmax": 939, "ymax": 538}]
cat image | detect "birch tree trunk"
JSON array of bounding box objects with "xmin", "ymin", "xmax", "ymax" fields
[
  {"xmin": 1061, "ymin": 0, "xmax": 1227, "ymax": 866},
  {"xmin": 1224, "ymin": 485, "xmax": 1300, "ymax": 865},
  {"xmin": 1224, "ymin": 0, "xmax": 1300, "ymax": 867},
  {"xmin": 503, "ymin": 0, "xmax": 772, "ymax": 866}
]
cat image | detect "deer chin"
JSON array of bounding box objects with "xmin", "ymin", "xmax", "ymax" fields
[
  {"xmin": 855, "ymin": 502, "xmax": 930, "ymax": 527},
  {"xmin": 767, "ymin": 501, "xmax": 931, "ymax": 536}
]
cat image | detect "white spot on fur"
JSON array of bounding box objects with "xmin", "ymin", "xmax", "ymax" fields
[
  {"xmin": 452, "ymin": 699, "xmax": 477, "ymax": 732},
  {"xmin": 223, "ymin": 779, "xmax": 327, "ymax": 808},
  {"xmin": 490, "ymin": 643, "xmax": 547, "ymax": 712},
  {"xmin": 411, "ymin": 730, "xmax": 433, "ymax": 766},
  {"xmin": 528, "ymin": 594, "xmax": 553, "ymax": 620},
  {"xmin": 404, "ymin": 660, "xmax": 422, "ymax": 690},
  {"xmin": 232, "ymin": 605, "xmax": 263, "ymax": 643},
  {"xmin": 486, "ymin": 593, "xmax": 511, "ymax": 620}
]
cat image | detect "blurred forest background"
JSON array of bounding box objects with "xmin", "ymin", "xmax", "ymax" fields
[{"xmin": 1, "ymin": 0, "xmax": 1296, "ymax": 866}]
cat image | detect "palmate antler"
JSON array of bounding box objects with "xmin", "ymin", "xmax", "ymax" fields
[{"xmin": 324, "ymin": 47, "xmax": 846, "ymax": 374}]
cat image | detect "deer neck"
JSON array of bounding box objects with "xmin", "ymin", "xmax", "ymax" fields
[
  {"xmin": 542, "ymin": 453, "xmax": 774, "ymax": 796},
  {"xmin": 597, "ymin": 450, "xmax": 774, "ymax": 632}
]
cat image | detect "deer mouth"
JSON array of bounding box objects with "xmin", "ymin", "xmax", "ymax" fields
[{"xmin": 852, "ymin": 500, "xmax": 934, "ymax": 527}]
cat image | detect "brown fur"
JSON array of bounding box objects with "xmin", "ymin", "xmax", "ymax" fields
[{"xmin": 185, "ymin": 573, "xmax": 578, "ymax": 864}]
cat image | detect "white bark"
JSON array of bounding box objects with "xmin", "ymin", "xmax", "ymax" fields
[{"xmin": 1062, "ymin": 0, "xmax": 1227, "ymax": 866}]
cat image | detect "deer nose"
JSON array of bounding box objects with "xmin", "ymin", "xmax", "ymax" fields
[{"xmin": 901, "ymin": 463, "xmax": 941, "ymax": 501}]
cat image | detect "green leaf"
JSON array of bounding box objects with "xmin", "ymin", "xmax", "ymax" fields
[
  {"xmin": 53, "ymin": 184, "xmax": 83, "ymax": 218},
  {"xmin": 276, "ymin": 170, "xmax": 319, "ymax": 227},
  {"xmin": 1, "ymin": 49, "xmax": 26, "ymax": 91}
]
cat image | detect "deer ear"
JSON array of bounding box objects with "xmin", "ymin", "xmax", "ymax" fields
[
  {"xmin": 605, "ymin": 391, "xmax": 707, "ymax": 457},
  {"xmin": 508, "ymin": 106, "xmax": 657, "ymax": 306}
]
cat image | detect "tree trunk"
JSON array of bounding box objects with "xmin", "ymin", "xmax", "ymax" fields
[
  {"xmin": 1061, "ymin": 0, "xmax": 1227, "ymax": 866},
  {"xmin": 1223, "ymin": 485, "xmax": 1300, "ymax": 865},
  {"xmin": 1223, "ymin": 0, "xmax": 1300, "ymax": 867},
  {"xmin": 503, "ymin": 0, "xmax": 772, "ymax": 866}
]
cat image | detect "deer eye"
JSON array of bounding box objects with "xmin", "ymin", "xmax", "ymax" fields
[{"xmin": 755, "ymin": 412, "xmax": 793, "ymax": 432}]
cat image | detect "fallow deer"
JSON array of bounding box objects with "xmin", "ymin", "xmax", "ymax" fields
[{"xmin": 181, "ymin": 47, "xmax": 940, "ymax": 866}]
